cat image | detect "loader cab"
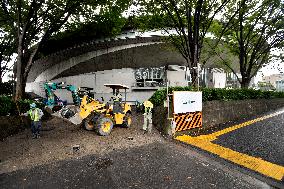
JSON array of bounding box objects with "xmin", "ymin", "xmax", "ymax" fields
[
  {"xmin": 104, "ymin": 84, "xmax": 131, "ymax": 122},
  {"xmin": 104, "ymin": 84, "xmax": 129, "ymax": 104}
]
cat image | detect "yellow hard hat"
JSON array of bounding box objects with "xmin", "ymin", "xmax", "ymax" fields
[{"xmin": 143, "ymin": 100, "xmax": 153, "ymax": 108}]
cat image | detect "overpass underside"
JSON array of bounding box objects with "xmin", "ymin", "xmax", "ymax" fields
[{"xmin": 26, "ymin": 37, "xmax": 189, "ymax": 103}]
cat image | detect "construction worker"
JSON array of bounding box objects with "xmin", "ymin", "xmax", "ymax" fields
[
  {"xmin": 143, "ymin": 100, "xmax": 153, "ymax": 133},
  {"xmin": 22, "ymin": 103, "xmax": 44, "ymax": 139},
  {"xmin": 113, "ymin": 89, "xmax": 122, "ymax": 102},
  {"xmin": 111, "ymin": 89, "xmax": 123, "ymax": 113}
]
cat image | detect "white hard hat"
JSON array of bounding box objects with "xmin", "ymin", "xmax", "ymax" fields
[{"xmin": 30, "ymin": 103, "xmax": 36, "ymax": 108}]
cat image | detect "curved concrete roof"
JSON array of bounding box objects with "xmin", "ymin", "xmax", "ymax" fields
[{"xmin": 28, "ymin": 36, "xmax": 186, "ymax": 82}]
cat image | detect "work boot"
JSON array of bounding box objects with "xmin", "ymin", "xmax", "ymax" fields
[{"xmin": 36, "ymin": 133, "xmax": 41, "ymax": 139}]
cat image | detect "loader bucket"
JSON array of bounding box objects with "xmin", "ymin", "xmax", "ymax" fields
[
  {"xmin": 52, "ymin": 105, "xmax": 83, "ymax": 125},
  {"xmin": 67, "ymin": 113, "xmax": 83, "ymax": 125},
  {"xmin": 51, "ymin": 95, "xmax": 106, "ymax": 126}
]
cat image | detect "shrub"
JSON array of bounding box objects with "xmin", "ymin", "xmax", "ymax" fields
[
  {"xmin": 0, "ymin": 96, "xmax": 45, "ymax": 116},
  {"xmin": 0, "ymin": 96, "xmax": 14, "ymax": 116},
  {"xmin": 149, "ymin": 87, "xmax": 284, "ymax": 107}
]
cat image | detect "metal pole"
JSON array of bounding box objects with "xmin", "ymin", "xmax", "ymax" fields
[
  {"xmin": 125, "ymin": 88, "xmax": 126, "ymax": 103},
  {"xmin": 166, "ymin": 80, "xmax": 169, "ymax": 119},
  {"xmin": 197, "ymin": 64, "xmax": 200, "ymax": 91}
]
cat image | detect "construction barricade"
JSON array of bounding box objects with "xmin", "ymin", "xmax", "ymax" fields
[{"xmin": 173, "ymin": 91, "xmax": 202, "ymax": 132}]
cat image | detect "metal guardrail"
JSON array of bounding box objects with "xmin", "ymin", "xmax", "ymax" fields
[{"xmin": 132, "ymin": 81, "xmax": 166, "ymax": 88}]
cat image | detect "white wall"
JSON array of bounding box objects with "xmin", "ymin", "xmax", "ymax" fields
[
  {"xmin": 208, "ymin": 73, "xmax": 226, "ymax": 88},
  {"xmin": 26, "ymin": 67, "xmax": 197, "ymax": 104},
  {"xmin": 276, "ymin": 80, "xmax": 284, "ymax": 92},
  {"xmin": 94, "ymin": 68, "xmax": 135, "ymax": 93},
  {"xmin": 48, "ymin": 68, "xmax": 136, "ymax": 103},
  {"xmin": 26, "ymin": 68, "xmax": 154, "ymax": 103},
  {"xmin": 263, "ymin": 74, "xmax": 284, "ymax": 87},
  {"xmin": 167, "ymin": 70, "xmax": 188, "ymax": 87},
  {"xmin": 26, "ymin": 81, "xmax": 46, "ymax": 97}
]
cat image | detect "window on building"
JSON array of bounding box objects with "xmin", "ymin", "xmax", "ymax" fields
[{"xmin": 134, "ymin": 67, "xmax": 165, "ymax": 87}]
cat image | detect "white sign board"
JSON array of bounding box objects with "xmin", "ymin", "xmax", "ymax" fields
[{"xmin": 173, "ymin": 91, "xmax": 202, "ymax": 114}]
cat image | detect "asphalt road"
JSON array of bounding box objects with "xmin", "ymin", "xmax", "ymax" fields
[
  {"xmin": 214, "ymin": 111, "xmax": 284, "ymax": 166},
  {"xmin": 0, "ymin": 141, "xmax": 268, "ymax": 189}
]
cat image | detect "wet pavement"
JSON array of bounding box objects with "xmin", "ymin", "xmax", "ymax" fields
[
  {"xmin": 175, "ymin": 108, "xmax": 284, "ymax": 188},
  {"xmin": 0, "ymin": 142, "xmax": 268, "ymax": 189},
  {"xmin": 214, "ymin": 112, "xmax": 284, "ymax": 166}
]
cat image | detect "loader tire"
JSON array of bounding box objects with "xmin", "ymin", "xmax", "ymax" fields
[
  {"xmin": 83, "ymin": 115, "xmax": 96, "ymax": 131},
  {"xmin": 122, "ymin": 112, "xmax": 131, "ymax": 128},
  {"xmin": 96, "ymin": 117, "xmax": 113, "ymax": 136}
]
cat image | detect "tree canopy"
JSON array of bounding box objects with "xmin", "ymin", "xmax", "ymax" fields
[
  {"xmin": 136, "ymin": 0, "xmax": 231, "ymax": 88},
  {"xmin": 212, "ymin": 0, "xmax": 284, "ymax": 88},
  {"xmin": 0, "ymin": 32, "xmax": 15, "ymax": 83},
  {"xmin": 0, "ymin": 0, "xmax": 131, "ymax": 99},
  {"xmin": 0, "ymin": 1, "xmax": 17, "ymax": 83},
  {"xmin": 1, "ymin": 0, "xmax": 283, "ymax": 94}
]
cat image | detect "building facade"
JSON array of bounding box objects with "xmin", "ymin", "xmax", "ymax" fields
[
  {"xmin": 263, "ymin": 74, "xmax": 284, "ymax": 88},
  {"xmin": 26, "ymin": 31, "xmax": 245, "ymax": 104},
  {"xmin": 276, "ymin": 80, "xmax": 284, "ymax": 92},
  {"xmin": 26, "ymin": 32, "xmax": 191, "ymax": 103}
]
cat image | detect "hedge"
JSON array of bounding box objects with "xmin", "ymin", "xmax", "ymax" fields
[
  {"xmin": 0, "ymin": 96, "xmax": 45, "ymax": 116},
  {"xmin": 149, "ymin": 87, "xmax": 284, "ymax": 107}
]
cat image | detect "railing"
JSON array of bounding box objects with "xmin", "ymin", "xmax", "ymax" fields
[{"xmin": 132, "ymin": 81, "xmax": 166, "ymax": 89}]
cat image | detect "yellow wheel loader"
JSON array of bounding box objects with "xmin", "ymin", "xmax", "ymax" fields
[{"xmin": 61, "ymin": 84, "xmax": 132, "ymax": 136}]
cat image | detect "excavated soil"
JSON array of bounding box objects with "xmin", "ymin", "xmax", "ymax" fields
[{"xmin": 0, "ymin": 113, "xmax": 164, "ymax": 174}]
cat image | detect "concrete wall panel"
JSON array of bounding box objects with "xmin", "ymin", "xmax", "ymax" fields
[
  {"xmin": 26, "ymin": 68, "xmax": 157, "ymax": 103},
  {"xmin": 153, "ymin": 98, "xmax": 284, "ymax": 135},
  {"xmin": 167, "ymin": 70, "xmax": 188, "ymax": 87}
]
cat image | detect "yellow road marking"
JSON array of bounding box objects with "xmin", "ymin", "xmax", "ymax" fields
[{"xmin": 175, "ymin": 110, "xmax": 284, "ymax": 181}]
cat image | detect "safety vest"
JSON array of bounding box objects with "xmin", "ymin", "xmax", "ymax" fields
[
  {"xmin": 113, "ymin": 96, "xmax": 119, "ymax": 102},
  {"xmin": 143, "ymin": 101, "xmax": 153, "ymax": 113},
  {"xmin": 28, "ymin": 108, "xmax": 41, "ymax": 121},
  {"xmin": 113, "ymin": 94, "xmax": 122, "ymax": 102},
  {"xmin": 145, "ymin": 107, "xmax": 152, "ymax": 113}
]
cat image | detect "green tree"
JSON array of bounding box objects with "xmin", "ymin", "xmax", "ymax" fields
[
  {"xmin": 0, "ymin": 0, "xmax": 131, "ymax": 100},
  {"xmin": 0, "ymin": 32, "xmax": 16, "ymax": 83},
  {"xmin": 0, "ymin": 3, "xmax": 17, "ymax": 83},
  {"xmin": 137, "ymin": 0, "xmax": 231, "ymax": 87},
  {"xmin": 214, "ymin": 0, "xmax": 284, "ymax": 88}
]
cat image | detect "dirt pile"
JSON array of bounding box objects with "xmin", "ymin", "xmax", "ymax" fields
[
  {"xmin": 0, "ymin": 116, "xmax": 30, "ymax": 140},
  {"xmin": 0, "ymin": 113, "xmax": 163, "ymax": 173}
]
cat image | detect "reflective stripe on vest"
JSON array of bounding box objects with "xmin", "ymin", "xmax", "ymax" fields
[
  {"xmin": 28, "ymin": 109, "xmax": 40, "ymax": 121},
  {"xmin": 145, "ymin": 107, "xmax": 152, "ymax": 113}
]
